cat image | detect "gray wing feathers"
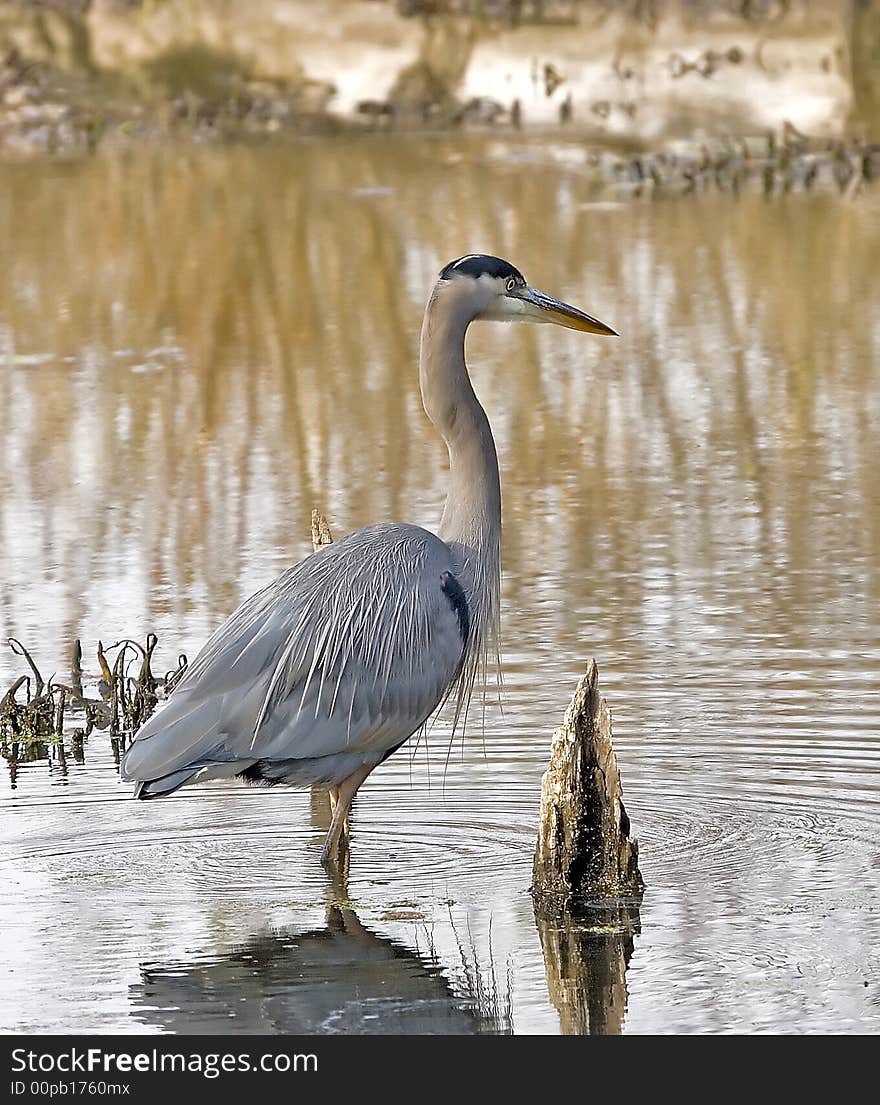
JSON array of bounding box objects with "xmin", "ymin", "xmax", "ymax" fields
[{"xmin": 121, "ymin": 524, "xmax": 464, "ymax": 785}]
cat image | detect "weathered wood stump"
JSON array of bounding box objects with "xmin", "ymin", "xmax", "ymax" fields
[
  {"xmin": 532, "ymin": 658, "xmax": 643, "ymax": 912},
  {"xmin": 311, "ymin": 508, "xmax": 334, "ymax": 551},
  {"xmin": 532, "ymin": 659, "xmax": 643, "ymax": 1034},
  {"xmin": 308, "ymin": 508, "xmax": 349, "ymax": 863}
]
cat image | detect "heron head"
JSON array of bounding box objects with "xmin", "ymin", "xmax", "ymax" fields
[{"xmin": 438, "ymin": 254, "xmax": 617, "ymax": 336}]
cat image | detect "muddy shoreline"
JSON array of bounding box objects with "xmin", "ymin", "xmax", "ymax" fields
[{"xmin": 1, "ymin": 1, "xmax": 878, "ymax": 160}]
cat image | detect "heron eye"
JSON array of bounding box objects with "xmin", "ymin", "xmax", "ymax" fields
[{"xmin": 505, "ymin": 277, "xmax": 517, "ymax": 293}]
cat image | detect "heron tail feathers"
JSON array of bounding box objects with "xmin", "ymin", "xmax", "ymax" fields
[{"xmin": 133, "ymin": 767, "xmax": 199, "ymax": 799}]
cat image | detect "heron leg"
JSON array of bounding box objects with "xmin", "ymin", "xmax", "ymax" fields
[{"xmin": 320, "ymin": 763, "xmax": 374, "ymax": 868}]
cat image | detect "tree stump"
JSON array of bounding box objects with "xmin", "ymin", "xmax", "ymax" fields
[
  {"xmin": 309, "ymin": 509, "xmax": 335, "ymax": 825},
  {"xmin": 532, "ymin": 658, "xmax": 643, "ymax": 914},
  {"xmin": 532, "ymin": 659, "xmax": 643, "ymax": 1033},
  {"xmin": 311, "ymin": 508, "xmax": 334, "ymax": 551}
]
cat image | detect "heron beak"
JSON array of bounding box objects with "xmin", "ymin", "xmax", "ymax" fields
[{"xmin": 516, "ymin": 286, "xmax": 618, "ymax": 335}]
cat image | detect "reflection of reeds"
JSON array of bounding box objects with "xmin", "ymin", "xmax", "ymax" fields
[
  {"xmin": 442, "ymin": 907, "xmax": 514, "ymax": 1034},
  {"xmin": 0, "ymin": 142, "xmax": 877, "ymax": 668}
]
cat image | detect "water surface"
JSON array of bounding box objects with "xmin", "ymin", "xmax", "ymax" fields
[{"xmin": 1, "ymin": 139, "xmax": 878, "ymax": 1033}]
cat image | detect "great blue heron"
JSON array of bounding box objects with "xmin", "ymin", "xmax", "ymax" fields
[{"xmin": 120, "ymin": 255, "xmax": 616, "ymax": 866}]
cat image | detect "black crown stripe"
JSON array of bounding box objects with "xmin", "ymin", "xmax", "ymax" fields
[{"xmin": 439, "ymin": 255, "xmax": 526, "ymax": 284}]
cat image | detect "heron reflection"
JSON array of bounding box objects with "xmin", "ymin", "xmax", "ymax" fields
[{"xmin": 129, "ymin": 864, "xmax": 511, "ymax": 1035}]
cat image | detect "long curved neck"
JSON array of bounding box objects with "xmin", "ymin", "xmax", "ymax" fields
[
  {"xmin": 419, "ymin": 282, "xmax": 501, "ymax": 560},
  {"xmin": 419, "ymin": 279, "xmax": 502, "ymax": 723}
]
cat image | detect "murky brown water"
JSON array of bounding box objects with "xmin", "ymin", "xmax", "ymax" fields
[{"xmin": 1, "ymin": 138, "xmax": 879, "ymax": 1034}]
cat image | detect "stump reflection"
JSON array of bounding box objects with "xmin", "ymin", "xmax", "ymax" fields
[{"xmin": 535, "ymin": 900, "xmax": 641, "ymax": 1036}]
